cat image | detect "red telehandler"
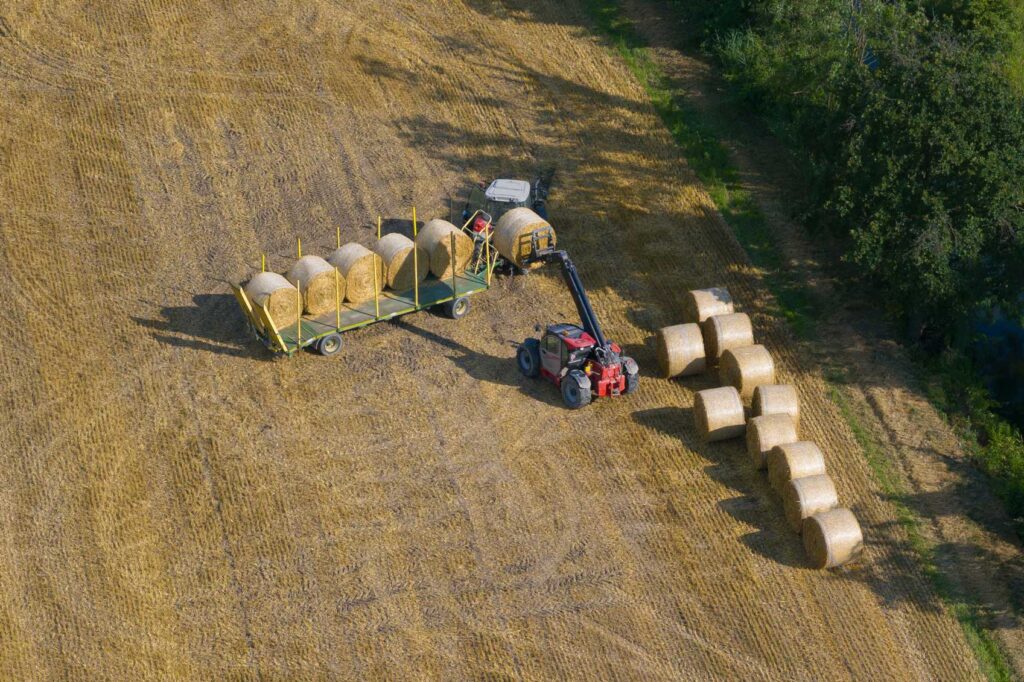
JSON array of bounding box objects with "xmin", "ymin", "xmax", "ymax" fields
[{"xmin": 515, "ymin": 235, "xmax": 639, "ymax": 409}]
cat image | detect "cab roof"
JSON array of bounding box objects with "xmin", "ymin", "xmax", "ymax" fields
[{"xmin": 485, "ymin": 178, "xmax": 531, "ymax": 204}]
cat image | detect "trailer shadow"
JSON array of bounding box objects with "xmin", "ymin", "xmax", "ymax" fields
[
  {"xmin": 631, "ymin": 405, "xmax": 807, "ymax": 568},
  {"xmin": 393, "ymin": 318, "xmax": 566, "ymax": 408},
  {"xmin": 133, "ymin": 293, "xmax": 271, "ymax": 360}
]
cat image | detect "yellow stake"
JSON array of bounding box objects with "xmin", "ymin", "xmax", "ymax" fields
[
  {"xmin": 485, "ymin": 232, "xmax": 491, "ymax": 286},
  {"xmin": 297, "ymin": 237, "xmax": 302, "ymax": 259},
  {"xmin": 336, "ymin": 225, "xmax": 341, "ymax": 249},
  {"xmin": 296, "ymin": 282, "xmax": 301, "ymax": 345},
  {"xmin": 373, "ymin": 256, "xmax": 380, "ymax": 320},
  {"xmin": 412, "ymin": 207, "xmax": 418, "ymax": 237},
  {"xmin": 261, "ymin": 253, "xmax": 266, "ymax": 273},
  {"xmin": 335, "ymin": 267, "xmax": 341, "ymax": 330},
  {"xmin": 377, "ymin": 215, "xmax": 382, "ymax": 241}
]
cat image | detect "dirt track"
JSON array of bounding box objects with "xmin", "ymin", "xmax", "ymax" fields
[{"xmin": 0, "ymin": 1, "xmax": 995, "ymax": 678}]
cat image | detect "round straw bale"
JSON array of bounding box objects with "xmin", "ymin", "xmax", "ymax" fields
[
  {"xmin": 244, "ymin": 271, "xmax": 298, "ymax": 331},
  {"xmin": 694, "ymin": 386, "xmax": 745, "ymax": 441},
  {"xmin": 683, "ymin": 287, "xmax": 734, "ymax": 323},
  {"xmin": 803, "ymin": 508, "xmax": 864, "ymax": 569},
  {"xmin": 782, "ymin": 474, "xmax": 839, "ymax": 532},
  {"xmin": 415, "ymin": 219, "xmax": 474, "ymax": 279},
  {"xmin": 373, "ymin": 233, "xmax": 429, "ymax": 291},
  {"xmin": 701, "ymin": 312, "xmax": 754, "ymax": 362},
  {"xmin": 493, "ymin": 207, "xmax": 555, "ymax": 268},
  {"xmin": 746, "ymin": 414, "xmax": 798, "ymax": 470},
  {"xmin": 752, "ymin": 384, "xmax": 800, "ymax": 428},
  {"xmin": 767, "ymin": 441, "xmax": 826, "ymax": 492},
  {"xmin": 720, "ymin": 345, "xmax": 776, "ymax": 400},
  {"xmin": 328, "ymin": 243, "xmax": 384, "ymax": 303},
  {"xmin": 656, "ymin": 323, "xmax": 705, "ymax": 378},
  {"xmin": 286, "ymin": 255, "xmax": 343, "ymax": 315}
]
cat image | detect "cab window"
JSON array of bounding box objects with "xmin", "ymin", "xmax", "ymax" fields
[{"xmin": 543, "ymin": 335, "xmax": 561, "ymax": 355}]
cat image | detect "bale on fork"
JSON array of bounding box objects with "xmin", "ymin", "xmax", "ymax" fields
[
  {"xmin": 287, "ymin": 255, "xmax": 343, "ymax": 315},
  {"xmin": 746, "ymin": 414, "xmax": 798, "ymax": 470},
  {"xmin": 416, "ymin": 219, "xmax": 473, "ymax": 279},
  {"xmin": 694, "ymin": 386, "xmax": 745, "ymax": 441},
  {"xmin": 494, "ymin": 207, "xmax": 555, "ymax": 268},
  {"xmin": 374, "ymin": 233, "xmax": 428, "ymax": 290},
  {"xmin": 803, "ymin": 508, "xmax": 864, "ymax": 569},
  {"xmin": 782, "ymin": 473, "xmax": 839, "ymax": 532},
  {"xmin": 752, "ymin": 384, "xmax": 800, "ymax": 428},
  {"xmin": 328, "ymin": 243, "xmax": 383, "ymax": 303},
  {"xmin": 720, "ymin": 345, "xmax": 776, "ymax": 400},
  {"xmin": 684, "ymin": 287, "xmax": 734, "ymax": 323},
  {"xmin": 244, "ymin": 271, "xmax": 298, "ymax": 330},
  {"xmin": 767, "ymin": 441, "xmax": 826, "ymax": 492},
  {"xmin": 702, "ymin": 312, "xmax": 754, "ymax": 363},
  {"xmin": 656, "ymin": 323, "xmax": 705, "ymax": 378}
]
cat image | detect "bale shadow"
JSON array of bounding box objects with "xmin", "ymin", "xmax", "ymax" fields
[
  {"xmin": 632, "ymin": 404, "xmax": 807, "ymax": 568},
  {"xmin": 134, "ymin": 293, "xmax": 270, "ymax": 360}
]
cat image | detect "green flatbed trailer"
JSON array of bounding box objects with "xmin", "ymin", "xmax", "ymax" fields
[{"xmin": 232, "ymin": 227, "xmax": 499, "ymax": 357}]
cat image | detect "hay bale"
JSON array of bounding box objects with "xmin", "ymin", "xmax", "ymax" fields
[
  {"xmin": 782, "ymin": 474, "xmax": 839, "ymax": 532},
  {"xmin": 720, "ymin": 345, "xmax": 775, "ymax": 400},
  {"xmin": 244, "ymin": 271, "xmax": 298, "ymax": 330},
  {"xmin": 694, "ymin": 386, "xmax": 745, "ymax": 441},
  {"xmin": 493, "ymin": 207, "xmax": 555, "ymax": 268},
  {"xmin": 415, "ymin": 219, "xmax": 474, "ymax": 279},
  {"xmin": 328, "ymin": 243, "xmax": 384, "ymax": 303},
  {"xmin": 803, "ymin": 508, "xmax": 864, "ymax": 569},
  {"xmin": 656, "ymin": 323, "xmax": 705, "ymax": 378},
  {"xmin": 752, "ymin": 384, "xmax": 800, "ymax": 428},
  {"xmin": 373, "ymin": 233, "xmax": 429, "ymax": 290},
  {"xmin": 767, "ymin": 441, "xmax": 826, "ymax": 492},
  {"xmin": 746, "ymin": 414, "xmax": 798, "ymax": 470},
  {"xmin": 701, "ymin": 312, "xmax": 754, "ymax": 362},
  {"xmin": 286, "ymin": 255, "xmax": 343, "ymax": 315},
  {"xmin": 683, "ymin": 287, "xmax": 734, "ymax": 323}
]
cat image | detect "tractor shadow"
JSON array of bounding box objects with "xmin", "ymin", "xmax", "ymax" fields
[
  {"xmin": 394, "ymin": 318, "xmax": 566, "ymax": 408},
  {"xmin": 134, "ymin": 293, "xmax": 272, "ymax": 360},
  {"xmin": 631, "ymin": 405, "xmax": 807, "ymax": 568}
]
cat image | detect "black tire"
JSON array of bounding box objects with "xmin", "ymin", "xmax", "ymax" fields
[
  {"xmin": 622, "ymin": 356, "xmax": 639, "ymax": 394},
  {"xmin": 561, "ymin": 370, "xmax": 592, "ymax": 409},
  {"xmin": 517, "ymin": 339, "xmax": 541, "ymax": 378},
  {"xmin": 444, "ymin": 296, "xmax": 471, "ymax": 319},
  {"xmin": 317, "ymin": 333, "xmax": 343, "ymax": 356}
]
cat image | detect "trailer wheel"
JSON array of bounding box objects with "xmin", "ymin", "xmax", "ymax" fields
[
  {"xmin": 444, "ymin": 296, "xmax": 471, "ymax": 319},
  {"xmin": 517, "ymin": 339, "xmax": 541, "ymax": 378},
  {"xmin": 317, "ymin": 333, "xmax": 343, "ymax": 356},
  {"xmin": 561, "ymin": 371, "xmax": 592, "ymax": 409}
]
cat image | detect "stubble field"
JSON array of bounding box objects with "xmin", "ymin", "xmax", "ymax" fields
[{"xmin": 0, "ymin": 1, "xmax": 990, "ymax": 678}]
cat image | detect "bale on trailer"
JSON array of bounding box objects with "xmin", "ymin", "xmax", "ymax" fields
[
  {"xmin": 702, "ymin": 312, "xmax": 754, "ymax": 362},
  {"xmin": 374, "ymin": 233, "xmax": 429, "ymax": 290},
  {"xmin": 746, "ymin": 414, "xmax": 798, "ymax": 470},
  {"xmin": 720, "ymin": 345, "xmax": 775, "ymax": 400},
  {"xmin": 694, "ymin": 386, "xmax": 745, "ymax": 441},
  {"xmin": 244, "ymin": 271, "xmax": 299, "ymax": 330},
  {"xmin": 767, "ymin": 441, "xmax": 826, "ymax": 492},
  {"xmin": 494, "ymin": 207, "xmax": 555, "ymax": 268},
  {"xmin": 328, "ymin": 243, "xmax": 383, "ymax": 303},
  {"xmin": 683, "ymin": 287, "xmax": 734, "ymax": 323},
  {"xmin": 752, "ymin": 384, "xmax": 800, "ymax": 428},
  {"xmin": 416, "ymin": 219, "xmax": 473, "ymax": 279},
  {"xmin": 286, "ymin": 255, "xmax": 343, "ymax": 315},
  {"xmin": 782, "ymin": 473, "xmax": 839, "ymax": 532},
  {"xmin": 656, "ymin": 323, "xmax": 705, "ymax": 378},
  {"xmin": 803, "ymin": 508, "xmax": 864, "ymax": 569}
]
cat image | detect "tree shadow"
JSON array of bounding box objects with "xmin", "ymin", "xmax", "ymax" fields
[{"xmin": 133, "ymin": 293, "xmax": 271, "ymax": 360}]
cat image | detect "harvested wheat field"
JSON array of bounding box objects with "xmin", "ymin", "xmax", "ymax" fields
[{"xmin": 0, "ymin": 1, "xmax": 1000, "ymax": 679}]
